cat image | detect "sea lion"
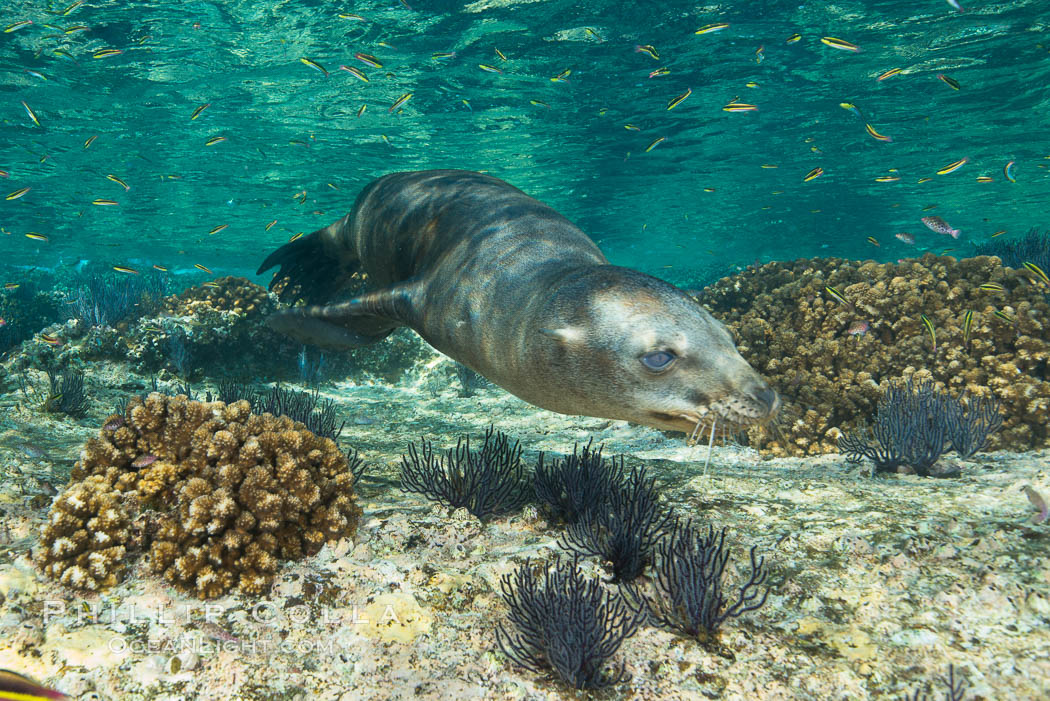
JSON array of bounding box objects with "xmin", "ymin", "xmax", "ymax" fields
[{"xmin": 257, "ymin": 169, "xmax": 779, "ymax": 436}]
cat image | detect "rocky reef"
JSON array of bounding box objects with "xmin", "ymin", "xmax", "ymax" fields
[
  {"xmin": 700, "ymin": 254, "xmax": 1050, "ymax": 455},
  {"xmin": 37, "ymin": 393, "xmax": 362, "ymax": 598}
]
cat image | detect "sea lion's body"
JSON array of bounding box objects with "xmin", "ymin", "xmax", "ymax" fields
[{"xmin": 259, "ymin": 170, "xmax": 778, "ymax": 435}]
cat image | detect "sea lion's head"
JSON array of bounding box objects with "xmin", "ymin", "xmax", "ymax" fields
[{"xmin": 527, "ymin": 266, "xmax": 779, "ymax": 436}]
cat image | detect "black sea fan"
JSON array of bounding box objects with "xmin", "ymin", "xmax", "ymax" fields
[
  {"xmin": 558, "ymin": 464, "xmax": 672, "ymax": 582},
  {"xmin": 901, "ymin": 664, "xmax": 971, "ymax": 701},
  {"xmin": 838, "ymin": 377, "xmax": 951, "ymax": 476},
  {"xmin": 399, "ymin": 426, "xmax": 531, "ymax": 521},
  {"xmin": 534, "ymin": 440, "xmax": 625, "ymax": 524},
  {"xmin": 945, "ymin": 393, "xmax": 1003, "ymax": 458},
  {"xmin": 495, "ymin": 557, "xmax": 642, "ymax": 689},
  {"xmin": 625, "ymin": 520, "xmax": 769, "ymax": 642}
]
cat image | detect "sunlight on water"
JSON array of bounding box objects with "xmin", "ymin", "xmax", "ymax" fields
[{"xmin": 1, "ymin": 0, "xmax": 1048, "ymax": 283}]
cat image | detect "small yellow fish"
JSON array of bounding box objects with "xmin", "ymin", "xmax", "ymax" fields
[
  {"xmin": 991, "ymin": 230, "xmax": 1006, "ymax": 237},
  {"xmin": 865, "ymin": 123, "xmax": 892, "ymax": 142},
  {"xmin": 550, "ymin": 69, "xmax": 571, "ymax": 82},
  {"xmin": 431, "ymin": 51, "xmax": 456, "ymax": 60},
  {"xmin": 866, "ymin": 236, "xmax": 879, "ymax": 247},
  {"xmin": 152, "ymin": 264, "xmax": 167, "ymax": 272},
  {"xmin": 803, "ymin": 167, "xmax": 824, "ymax": 182},
  {"xmin": 339, "ymin": 65, "xmax": 368, "ymax": 82},
  {"xmin": 356, "ymin": 104, "xmax": 367, "ymax": 118},
  {"xmin": 824, "ymin": 285, "xmax": 851, "ymax": 307},
  {"xmin": 106, "ymin": 174, "xmax": 130, "ymax": 191},
  {"xmin": 202, "ymin": 281, "xmax": 220, "ymax": 288},
  {"xmin": 962, "ymin": 309, "xmax": 973, "ymax": 346},
  {"xmin": 83, "ymin": 134, "xmax": 98, "ymax": 149},
  {"xmin": 976, "ymin": 175, "xmax": 994, "ymax": 183},
  {"xmin": 479, "ymin": 64, "xmax": 503, "ymax": 74},
  {"xmin": 92, "ymin": 198, "xmax": 119, "ymax": 206},
  {"xmin": 58, "ymin": 1, "xmax": 84, "ymax": 15},
  {"xmin": 113, "ymin": 265, "xmax": 138, "ymax": 274},
  {"xmin": 786, "ymin": 33, "xmax": 801, "ymax": 43},
  {"xmin": 649, "ymin": 67, "xmax": 670, "ymax": 78},
  {"xmin": 4, "ymin": 283, "xmax": 20, "ymax": 289},
  {"xmin": 4, "ymin": 20, "xmax": 34, "ymax": 33},
  {"xmin": 876, "ymin": 67, "xmax": 902, "ymax": 81},
  {"xmin": 937, "ymin": 157, "xmax": 968, "ymax": 175},
  {"xmin": 338, "ymin": 13, "xmax": 365, "ymax": 20},
  {"xmin": 265, "ymin": 219, "xmax": 277, "ymax": 230},
  {"xmin": 205, "ymin": 136, "xmax": 227, "ymax": 146},
  {"xmin": 723, "ymin": 102, "xmax": 757, "ymax": 112},
  {"xmin": 194, "ymin": 263, "xmax": 213, "ymax": 274},
  {"xmin": 530, "ymin": 100, "xmax": 550, "ymax": 109},
  {"xmin": 64, "ymin": 25, "xmax": 89, "ymax": 33},
  {"xmin": 389, "ymin": 92, "xmax": 412, "ymax": 112},
  {"xmin": 190, "ymin": 103, "xmax": 210, "ymax": 120},
  {"xmin": 624, "ymin": 124, "xmax": 640, "ymax": 131},
  {"xmin": 993, "ymin": 309, "xmax": 1014, "ymax": 324},
  {"xmin": 979, "ymin": 282, "xmax": 1004, "ymax": 292},
  {"xmin": 21, "ymin": 100, "xmax": 40, "ymax": 127},
  {"xmin": 917, "ymin": 177, "xmax": 933, "ymax": 183},
  {"xmin": 289, "ymin": 232, "xmax": 303, "ymax": 242},
  {"xmin": 1024, "ymin": 261, "xmax": 1050, "ymax": 286},
  {"xmin": 354, "ymin": 52, "xmax": 382, "ymax": 68},
  {"xmin": 584, "ymin": 27, "xmax": 603, "ymax": 41},
  {"xmin": 93, "ymin": 48, "xmax": 123, "ymax": 59},
  {"xmin": 938, "ymin": 73, "xmax": 961, "ymax": 90},
  {"xmin": 667, "ymin": 88, "xmax": 691, "ymax": 110},
  {"xmin": 821, "ymin": 36, "xmax": 860, "ymax": 52},
  {"xmin": 24, "ymin": 69, "xmax": 48, "ymax": 81},
  {"xmin": 208, "ymin": 224, "xmax": 228, "ymax": 235},
  {"xmin": 25, "ymin": 232, "xmax": 48, "ymax": 241},
  {"xmin": 839, "ymin": 102, "xmax": 861, "ymax": 116},
  {"xmin": 695, "ymin": 23, "xmax": 729, "ymax": 35},
  {"xmin": 761, "ymin": 164, "xmax": 778, "ymax": 169},
  {"xmin": 6, "ymin": 187, "xmax": 31, "ymax": 200},
  {"xmin": 635, "ymin": 45, "xmax": 659, "ymax": 60},
  {"xmin": 920, "ymin": 314, "xmax": 936, "ymax": 351},
  {"xmin": 644, "ymin": 136, "xmax": 666, "ymax": 152},
  {"xmin": 40, "ymin": 333, "xmax": 63, "ymax": 346},
  {"xmin": 875, "ymin": 176, "xmax": 900, "ymax": 182},
  {"xmin": 1004, "ymin": 161, "xmax": 1016, "ymax": 182},
  {"xmin": 300, "ymin": 57, "xmax": 328, "ymax": 76},
  {"xmin": 494, "ymin": 48, "xmax": 508, "ymax": 61}
]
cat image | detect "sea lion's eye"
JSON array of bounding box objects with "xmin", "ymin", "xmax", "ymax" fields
[{"xmin": 640, "ymin": 350, "xmax": 676, "ymax": 371}]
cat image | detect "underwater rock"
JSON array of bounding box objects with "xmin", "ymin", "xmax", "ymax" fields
[
  {"xmin": 700, "ymin": 254, "xmax": 1050, "ymax": 455},
  {"xmin": 38, "ymin": 393, "xmax": 362, "ymax": 598}
]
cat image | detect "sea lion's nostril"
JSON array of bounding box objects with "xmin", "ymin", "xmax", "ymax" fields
[{"xmin": 749, "ymin": 385, "xmax": 780, "ymax": 415}]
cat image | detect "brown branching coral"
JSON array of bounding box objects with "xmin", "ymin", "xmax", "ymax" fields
[
  {"xmin": 162, "ymin": 276, "xmax": 272, "ymax": 317},
  {"xmin": 699, "ymin": 254, "xmax": 1050, "ymax": 455},
  {"xmin": 39, "ymin": 393, "xmax": 361, "ymax": 598},
  {"xmin": 37, "ymin": 474, "xmax": 131, "ymax": 591}
]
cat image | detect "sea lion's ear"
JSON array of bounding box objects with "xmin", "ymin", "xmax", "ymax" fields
[{"xmin": 539, "ymin": 327, "xmax": 584, "ymax": 345}]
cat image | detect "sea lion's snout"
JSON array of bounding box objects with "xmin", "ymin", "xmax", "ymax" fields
[{"xmin": 743, "ymin": 381, "xmax": 781, "ymax": 421}]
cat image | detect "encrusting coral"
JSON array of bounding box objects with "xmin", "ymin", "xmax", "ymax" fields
[
  {"xmin": 38, "ymin": 393, "xmax": 361, "ymax": 598},
  {"xmin": 699, "ymin": 254, "xmax": 1050, "ymax": 455}
]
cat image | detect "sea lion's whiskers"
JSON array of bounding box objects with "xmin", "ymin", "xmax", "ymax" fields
[
  {"xmin": 689, "ymin": 416, "xmax": 705, "ymax": 445},
  {"xmin": 703, "ymin": 416, "xmax": 717, "ymax": 476}
]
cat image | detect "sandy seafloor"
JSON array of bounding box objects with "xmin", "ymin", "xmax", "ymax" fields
[{"xmin": 1, "ymin": 354, "xmax": 1048, "ymax": 701}]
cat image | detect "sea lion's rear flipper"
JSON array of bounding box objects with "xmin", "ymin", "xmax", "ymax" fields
[
  {"xmin": 257, "ymin": 216, "xmax": 358, "ymax": 304},
  {"xmin": 265, "ymin": 283, "xmax": 420, "ymax": 351}
]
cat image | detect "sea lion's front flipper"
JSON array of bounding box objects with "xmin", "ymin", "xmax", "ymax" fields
[
  {"xmin": 257, "ymin": 215, "xmax": 357, "ymax": 304},
  {"xmin": 266, "ymin": 282, "xmax": 420, "ymax": 350}
]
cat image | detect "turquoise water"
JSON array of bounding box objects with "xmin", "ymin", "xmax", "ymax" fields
[{"xmin": 2, "ymin": 0, "xmax": 1048, "ymax": 284}]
